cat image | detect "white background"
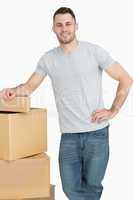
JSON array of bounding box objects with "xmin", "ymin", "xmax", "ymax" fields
[{"xmin": 0, "ymin": 0, "xmax": 133, "ymax": 199}]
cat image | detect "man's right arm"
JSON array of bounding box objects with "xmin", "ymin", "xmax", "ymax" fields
[{"xmin": 0, "ymin": 72, "xmax": 46, "ymax": 100}]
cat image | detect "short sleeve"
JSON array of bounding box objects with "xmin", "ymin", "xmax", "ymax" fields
[
  {"xmin": 35, "ymin": 54, "xmax": 48, "ymax": 76},
  {"xmin": 94, "ymin": 44, "xmax": 117, "ymax": 70}
]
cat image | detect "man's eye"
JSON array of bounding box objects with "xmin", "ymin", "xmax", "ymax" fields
[
  {"xmin": 56, "ymin": 24, "xmax": 62, "ymax": 27},
  {"xmin": 66, "ymin": 23, "xmax": 71, "ymax": 26}
]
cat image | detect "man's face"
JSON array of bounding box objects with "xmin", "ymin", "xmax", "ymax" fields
[{"xmin": 53, "ymin": 13, "xmax": 78, "ymax": 44}]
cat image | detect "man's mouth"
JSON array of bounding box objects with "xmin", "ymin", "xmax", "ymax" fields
[{"xmin": 61, "ymin": 33, "xmax": 70, "ymax": 37}]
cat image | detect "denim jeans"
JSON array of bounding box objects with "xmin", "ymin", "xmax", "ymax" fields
[{"xmin": 58, "ymin": 125, "xmax": 110, "ymax": 200}]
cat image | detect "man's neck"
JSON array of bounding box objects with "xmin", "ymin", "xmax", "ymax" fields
[{"xmin": 59, "ymin": 39, "xmax": 79, "ymax": 53}]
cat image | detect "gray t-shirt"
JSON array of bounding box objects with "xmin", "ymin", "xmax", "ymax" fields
[{"xmin": 35, "ymin": 41, "xmax": 116, "ymax": 133}]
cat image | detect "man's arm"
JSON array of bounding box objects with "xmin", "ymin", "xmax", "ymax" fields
[
  {"xmin": 91, "ymin": 63, "xmax": 133, "ymax": 123},
  {"xmin": 0, "ymin": 72, "xmax": 46, "ymax": 100}
]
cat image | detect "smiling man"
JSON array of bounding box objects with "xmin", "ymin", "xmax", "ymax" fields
[{"xmin": 0, "ymin": 7, "xmax": 133, "ymax": 200}]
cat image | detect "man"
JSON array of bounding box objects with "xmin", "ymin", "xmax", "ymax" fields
[{"xmin": 0, "ymin": 7, "xmax": 133, "ymax": 200}]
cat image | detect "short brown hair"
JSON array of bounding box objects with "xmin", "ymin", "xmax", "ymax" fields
[{"xmin": 53, "ymin": 7, "xmax": 76, "ymax": 22}]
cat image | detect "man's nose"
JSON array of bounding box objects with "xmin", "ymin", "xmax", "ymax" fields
[{"xmin": 61, "ymin": 25, "xmax": 67, "ymax": 32}]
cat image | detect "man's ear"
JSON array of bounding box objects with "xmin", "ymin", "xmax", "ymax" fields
[
  {"xmin": 52, "ymin": 25, "xmax": 55, "ymax": 33},
  {"xmin": 75, "ymin": 23, "xmax": 78, "ymax": 31}
]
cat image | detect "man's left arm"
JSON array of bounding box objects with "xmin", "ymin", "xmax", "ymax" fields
[{"xmin": 91, "ymin": 62, "xmax": 133, "ymax": 123}]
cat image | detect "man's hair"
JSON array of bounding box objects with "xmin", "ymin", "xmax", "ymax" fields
[{"xmin": 53, "ymin": 7, "xmax": 76, "ymax": 22}]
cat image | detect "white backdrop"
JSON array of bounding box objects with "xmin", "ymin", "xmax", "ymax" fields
[{"xmin": 0, "ymin": 0, "xmax": 133, "ymax": 199}]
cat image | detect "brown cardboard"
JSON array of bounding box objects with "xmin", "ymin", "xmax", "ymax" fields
[
  {"xmin": 0, "ymin": 108, "xmax": 47, "ymax": 160},
  {"xmin": 0, "ymin": 97, "xmax": 30, "ymax": 113},
  {"xmin": 10, "ymin": 185, "xmax": 55, "ymax": 200},
  {"xmin": 32, "ymin": 185, "xmax": 55, "ymax": 200},
  {"xmin": 0, "ymin": 153, "xmax": 50, "ymax": 199}
]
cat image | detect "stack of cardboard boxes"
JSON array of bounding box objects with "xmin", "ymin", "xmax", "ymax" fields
[{"xmin": 0, "ymin": 97, "xmax": 55, "ymax": 200}]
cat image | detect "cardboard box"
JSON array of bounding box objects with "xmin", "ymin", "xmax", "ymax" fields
[
  {"xmin": 0, "ymin": 153, "xmax": 50, "ymax": 199},
  {"xmin": 0, "ymin": 108, "xmax": 47, "ymax": 160},
  {"xmin": 0, "ymin": 97, "xmax": 30, "ymax": 113},
  {"xmin": 29, "ymin": 185, "xmax": 55, "ymax": 200},
  {"xmin": 9, "ymin": 185, "xmax": 55, "ymax": 200},
  {"xmin": 39, "ymin": 185, "xmax": 55, "ymax": 200}
]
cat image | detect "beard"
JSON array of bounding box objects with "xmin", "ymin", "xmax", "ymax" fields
[{"xmin": 57, "ymin": 32, "xmax": 76, "ymax": 44}]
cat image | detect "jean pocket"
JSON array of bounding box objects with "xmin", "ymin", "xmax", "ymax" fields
[
  {"xmin": 59, "ymin": 141, "xmax": 79, "ymax": 162},
  {"xmin": 93, "ymin": 125, "xmax": 109, "ymax": 138}
]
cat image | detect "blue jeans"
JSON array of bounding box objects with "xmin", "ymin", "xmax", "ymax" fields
[{"xmin": 58, "ymin": 125, "xmax": 110, "ymax": 200}]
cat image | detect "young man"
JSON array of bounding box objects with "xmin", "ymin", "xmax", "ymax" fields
[{"xmin": 0, "ymin": 7, "xmax": 133, "ymax": 200}]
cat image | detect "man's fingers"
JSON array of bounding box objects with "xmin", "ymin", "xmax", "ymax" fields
[
  {"xmin": 91, "ymin": 109, "xmax": 105, "ymax": 117},
  {"xmin": 2, "ymin": 89, "xmax": 16, "ymax": 100},
  {"xmin": 91, "ymin": 112, "xmax": 107, "ymax": 122},
  {"xmin": 91, "ymin": 112, "xmax": 103, "ymax": 119},
  {"xmin": 6, "ymin": 89, "xmax": 16, "ymax": 100},
  {"xmin": 5, "ymin": 89, "xmax": 12, "ymax": 99},
  {"xmin": 8, "ymin": 92, "xmax": 16, "ymax": 100},
  {"xmin": 97, "ymin": 116, "xmax": 107, "ymax": 123},
  {"xmin": 95, "ymin": 109, "xmax": 103, "ymax": 112}
]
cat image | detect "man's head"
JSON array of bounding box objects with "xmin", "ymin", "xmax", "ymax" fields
[{"xmin": 53, "ymin": 7, "xmax": 78, "ymax": 45}]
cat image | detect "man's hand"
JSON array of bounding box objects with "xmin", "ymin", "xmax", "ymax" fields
[
  {"xmin": 0, "ymin": 88, "xmax": 16, "ymax": 101},
  {"xmin": 91, "ymin": 108, "xmax": 118, "ymax": 123},
  {"xmin": 0, "ymin": 72, "xmax": 46, "ymax": 101}
]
